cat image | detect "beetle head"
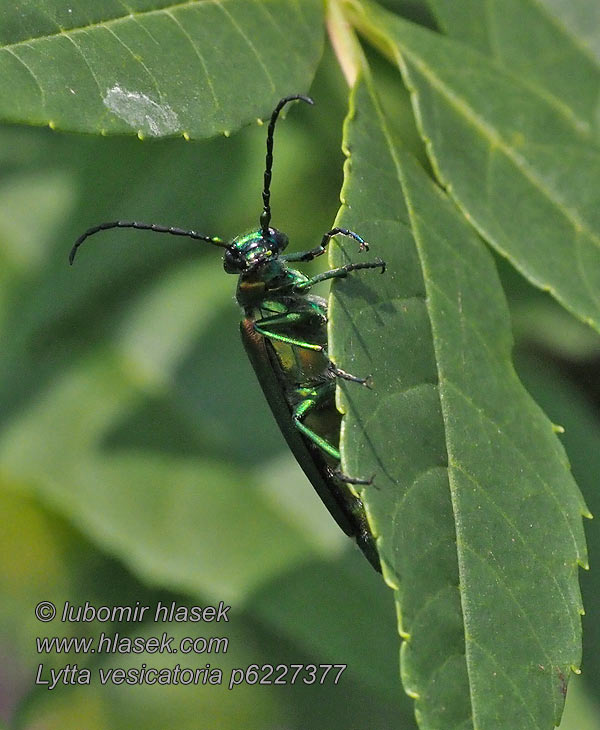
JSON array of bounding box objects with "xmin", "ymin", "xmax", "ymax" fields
[{"xmin": 224, "ymin": 228, "xmax": 288, "ymax": 273}]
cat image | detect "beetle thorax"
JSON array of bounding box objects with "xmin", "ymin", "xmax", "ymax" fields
[{"xmin": 235, "ymin": 259, "xmax": 291, "ymax": 309}]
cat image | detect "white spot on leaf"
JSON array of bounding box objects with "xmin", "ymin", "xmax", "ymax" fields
[{"xmin": 103, "ymin": 84, "xmax": 179, "ymax": 137}]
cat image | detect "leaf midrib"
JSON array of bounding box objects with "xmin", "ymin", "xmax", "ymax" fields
[{"xmin": 361, "ymin": 70, "xmax": 475, "ymax": 724}]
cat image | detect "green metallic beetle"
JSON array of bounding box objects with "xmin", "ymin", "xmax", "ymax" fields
[{"xmin": 70, "ymin": 95, "xmax": 384, "ymax": 572}]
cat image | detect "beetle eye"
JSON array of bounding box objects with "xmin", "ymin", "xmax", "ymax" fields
[
  {"xmin": 223, "ymin": 248, "xmax": 244, "ymax": 273},
  {"xmin": 267, "ymin": 228, "xmax": 288, "ymax": 253}
]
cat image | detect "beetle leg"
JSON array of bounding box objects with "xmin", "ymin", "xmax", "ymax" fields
[
  {"xmin": 294, "ymin": 391, "xmax": 379, "ymax": 495},
  {"xmin": 254, "ymin": 311, "xmax": 324, "ymax": 351},
  {"xmin": 327, "ymin": 363, "xmax": 373, "ymax": 388},
  {"xmin": 293, "ymin": 258, "xmax": 386, "ymax": 291},
  {"xmin": 254, "ymin": 326, "xmax": 322, "ymax": 351},
  {"xmin": 292, "ymin": 387, "xmax": 340, "ymax": 460},
  {"xmin": 281, "ymin": 227, "xmax": 369, "ymax": 262},
  {"xmin": 328, "ymin": 466, "xmax": 375, "ymax": 486}
]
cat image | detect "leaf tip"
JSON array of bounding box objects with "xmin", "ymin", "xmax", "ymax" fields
[
  {"xmin": 48, "ymin": 120, "xmax": 56, "ymax": 131},
  {"xmin": 137, "ymin": 130, "xmax": 145, "ymax": 141},
  {"xmin": 551, "ymin": 422, "xmax": 565, "ymax": 434},
  {"xmin": 223, "ymin": 130, "xmax": 231, "ymax": 138},
  {"xmin": 182, "ymin": 131, "xmax": 190, "ymax": 141}
]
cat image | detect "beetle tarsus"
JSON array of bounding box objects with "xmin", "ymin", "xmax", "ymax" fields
[
  {"xmin": 328, "ymin": 363, "xmax": 372, "ymax": 388},
  {"xmin": 329, "ymin": 467, "xmax": 376, "ymax": 486}
]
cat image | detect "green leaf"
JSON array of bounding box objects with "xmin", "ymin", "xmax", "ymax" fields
[
  {"xmin": 329, "ymin": 72, "xmax": 588, "ymax": 729},
  {"xmin": 426, "ymin": 0, "xmax": 600, "ymax": 141},
  {"xmin": 0, "ymin": 0, "xmax": 324, "ymax": 137},
  {"xmin": 349, "ymin": 0, "xmax": 600, "ymax": 334},
  {"xmin": 497, "ymin": 258, "xmax": 600, "ymax": 362},
  {"xmin": 514, "ymin": 353, "xmax": 600, "ymax": 712},
  {"xmin": 3, "ymin": 491, "xmax": 387, "ymax": 730}
]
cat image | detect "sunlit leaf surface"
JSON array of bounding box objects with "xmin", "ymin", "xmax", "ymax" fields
[
  {"xmin": 329, "ymin": 72, "xmax": 588, "ymax": 730},
  {"xmin": 0, "ymin": 0, "xmax": 324, "ymax": 137}
]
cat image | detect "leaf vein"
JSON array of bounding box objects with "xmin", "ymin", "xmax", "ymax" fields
[
  {"xmin": 212, "ymin": 0, "xmax": 276, "ymax": 92},
  {"xmin": 391, "ymin": 464, "xmax": 447, "ymax": 526},
  {"xmin": 0, "ymin": 0, "xmax": 226, "ymax": 52},
  {"xmin": 61, "ymin": 33, "xmax": 104, "ymax": 102},
  {"xmin": 444, "ymin": 379, "xmax": 582, "ymax": 560},
  {"xmin": 253, "ymin": 0, "xmax": 307, "ymax": 67},
  {"xmin": 163, "ymin": 9, "xmax": 220, "ymax": 110},
  {"xmin": 103, "ymin": 26, "xmax": 162, "ymax": 100},
  {"xmin": 525, "ymin": 0, "xmax": 600, "ymax": 70},
  {"xmin": 290, "ymin": 0, "xmax": 313, "ymax": 34},
  {"xmin": 400, "ymin": 46, "xmax": 600, "ymax": 251},
  {"xmin": 460, "ymin": 540, "xmax": 555, "ymax": 670},
  {"xmin": 466, "ymin": 633, "xmax": 544, "ymax": 726},
  {"xmin": 404, "ymin": 584, "xmax": 460, "ymax": 638},
  {"xmin": 451, "ymin": 460, "xmax": 579, "ymax": 638},
  {"xmin": 0, "ymin": 46, "xmax": 45, "ymax": 108}
]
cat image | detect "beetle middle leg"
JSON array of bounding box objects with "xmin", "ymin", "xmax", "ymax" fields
[
  {"xmin": 253, "ymin": 311, "xmax": 324, "ymax": 351},
  {"xmin": 293, "ymin": 258, "xmax": 385, "ymax": 291},
  {"xmin": 255, "ymin": 311, "xmax": 373, "ymax": 386}
]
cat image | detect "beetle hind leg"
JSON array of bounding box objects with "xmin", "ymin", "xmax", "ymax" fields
[
  {"xmin": 292, "ymin": 386, "xmax": 340, "ymax": 461},
  {"xmin": 293, "ymin": 389, "xmax": 376, "ymax": 487},
  {"xmin": 328, "ymin": 466, "xmax": 375, "ymax": 486}
]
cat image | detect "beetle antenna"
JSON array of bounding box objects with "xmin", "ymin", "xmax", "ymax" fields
[
  {"xmin": 69, "ymin": 220, "xmax": 227, "ymax": 264},
  {"xmin": 260, "ymin": 94, "xmax": 314, "ymax": 235}
]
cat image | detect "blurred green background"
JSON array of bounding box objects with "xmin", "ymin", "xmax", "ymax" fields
[{"xmin": 0, "ymin": 44, "xmax": 599, "ymax": 730}]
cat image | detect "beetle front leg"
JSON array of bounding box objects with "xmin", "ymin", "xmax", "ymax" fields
[{"xmin": 282, "ymin": 227, "xmax": 369, "ymax": 263}]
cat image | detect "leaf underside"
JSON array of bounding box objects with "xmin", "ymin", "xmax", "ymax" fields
[
  {"xmin": 0, "ymin": 0, "xmax": 324, "ymax": 138},
  {"xmin": 329, "ymin": 72, "xmax": 588, "ymax": 730}
]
